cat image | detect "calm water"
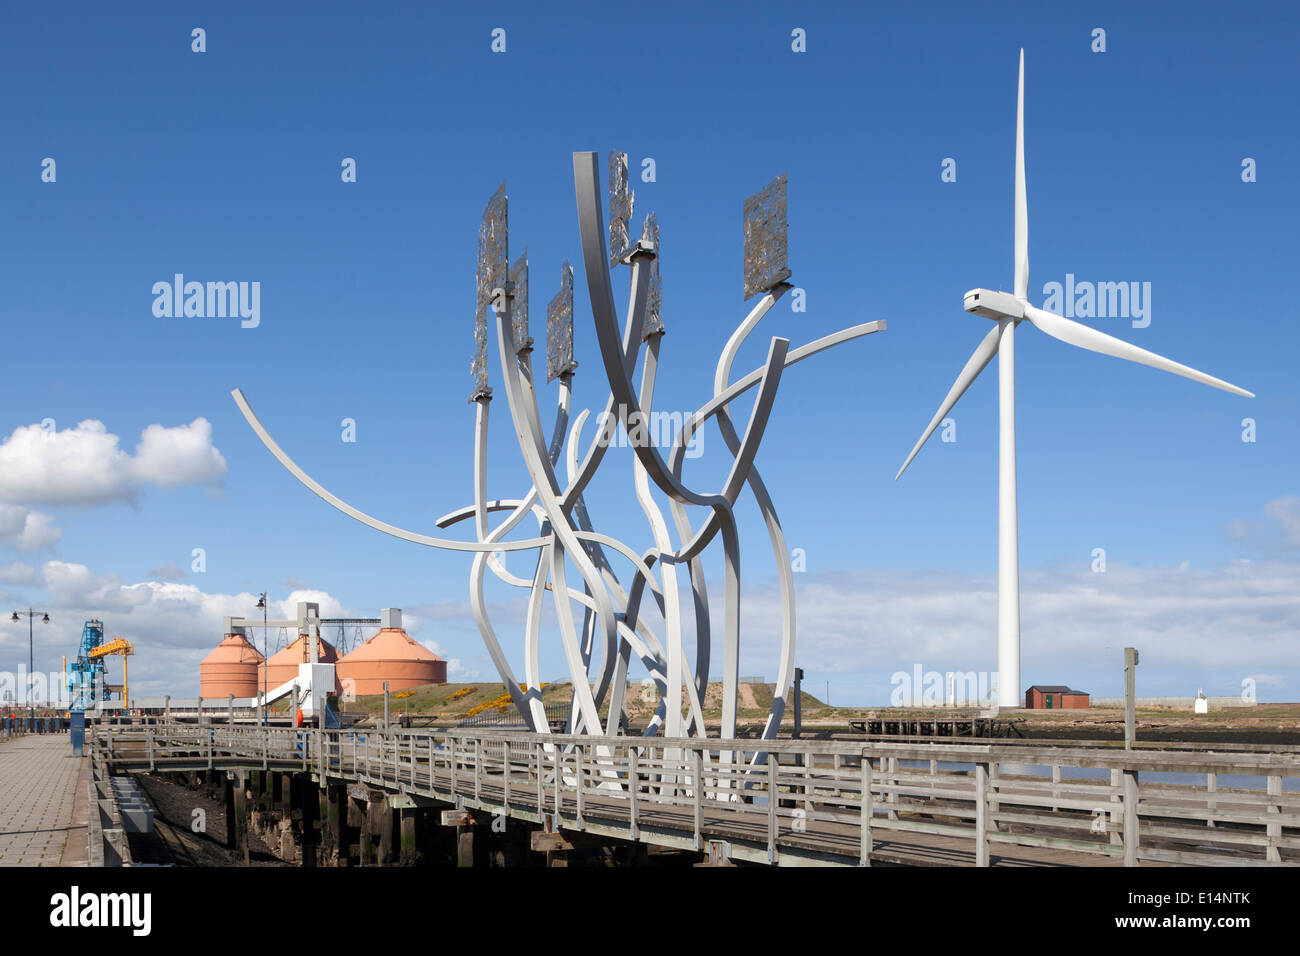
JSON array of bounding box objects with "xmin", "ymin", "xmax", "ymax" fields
[{"xmin": 895, "ymin": 759, "xmax": 1300, "ymax": 792}]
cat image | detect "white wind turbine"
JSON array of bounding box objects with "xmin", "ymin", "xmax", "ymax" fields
[{"xmin": 896, "ymin": 49, "xmax": 1253, "ymax": 708}]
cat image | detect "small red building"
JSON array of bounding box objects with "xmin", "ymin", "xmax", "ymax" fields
[{"xmin": 1025, "ymin": 685, "xmax": 1090, "ymax": 709}]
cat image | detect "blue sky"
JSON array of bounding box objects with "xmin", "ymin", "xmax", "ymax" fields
[{"xmin": 0, "ymin": 0, "xmax": 1295, "ymax": 707}]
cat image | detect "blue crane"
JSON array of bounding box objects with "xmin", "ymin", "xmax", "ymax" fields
[{"xmin": 67, "ymin": 619, "xmax": 107, "ymax": 713}]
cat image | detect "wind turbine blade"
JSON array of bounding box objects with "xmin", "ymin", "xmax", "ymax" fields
[
  {"xmin": 895, "ymin": 324, "xmax": 1002, "ymax": 480},
  {"xmin": 1014, "ymin": 48, "xmax": 1029, "ymax": 300},
  {"xmin": 1024, "ymin": 305, "xmax": 1254, "ymax": 398}
]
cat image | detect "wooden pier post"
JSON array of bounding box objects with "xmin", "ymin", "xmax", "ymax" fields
[
  {"xmin": 975, "ymin": 762, "xmax": 990, "ymax": 867},
  {"xmin": 348, "ymin": 792, "xmax": 368, "ymax": 864},
  {"xmin": 859, "ymin": 753, "xmax": 873, "ymax": 867},
  {"xmin": 377, "ymin": 793, "xmax": 394, "ymax": 865},
  {"xmin": 987, "ymin": 761, "xmax": 1000, "ymax": 831},
  {"xmin": 297, "ymin": 775, "xmax": 319, "ymax": 867},
  {"xmin": 442, "ymin": 809, "xmax": 475, "ymax": 867},
  {"xmin": 1122, "ymin": 769, "xmax": 1139, "ymax": 867},
  {"xmin": 319, "ymin": 785, "xmax": 341, "ymax": 865},
  {"xmin": 223, "ymin": 773, "xmax": 237, "ymax": 850},
  {"xmin": 233, "ymin": 770, "xmax": 249, "ymax": 865},
  {"xmin": 767, "ymin": 752, "xmax": 779, "ymax": 864},
  {"xmin": 886, "ymin": 755, "xmax": 898, "ymax": 821},
  {"xmin": 400, "ymin": 807, "xmax": 419, "ymax": 866},
  {"xmin": 1109, "ymin": 769, "xmax": 1123, "ymax": 846},
  {"xmin": 1206, "ymin": 772, "xmax": 1217, "ymax": 828},
  {"xmin": 1266, "ymin": 774, "xmax": 1281, "ymax": 863}
]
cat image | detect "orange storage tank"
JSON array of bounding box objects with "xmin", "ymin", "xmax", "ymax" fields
[
  {"xmin": 337, "ymin": 628, "xmax": 446, "ymax": 696},
  {"xmin": 199, "ymin": 633, "xmax": 265, "ymax": 699},
  {"xmin": 260, "ymin": 634, "xmax": 343, "ymax": 695}
]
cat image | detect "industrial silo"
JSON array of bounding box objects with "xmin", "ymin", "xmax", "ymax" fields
[
  {"xmin": 337, "ymin": 609, "xmax": 446, "ymax": 696},
  {"xmin": 199, "ymin": 632, "xmax": 265, "ymax": 699}
]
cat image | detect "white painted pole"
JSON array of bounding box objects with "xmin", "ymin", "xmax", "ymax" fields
[{"xmin": 997, "ymin": 320, "xmax": 1021, "ymax": 707}]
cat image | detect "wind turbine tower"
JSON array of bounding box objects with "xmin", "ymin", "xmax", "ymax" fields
[{"xmin": 896, "ymin": 50, "xmax": 1253, "ymax": 708}]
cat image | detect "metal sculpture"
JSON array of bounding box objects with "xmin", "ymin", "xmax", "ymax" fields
[
  {"xmin": 894, "ymin": 51, "xmax": 1253, "ymax": 707},
  {"xmin": 232, "ymin": 149, "xmax": 884, "ymax": 764}
]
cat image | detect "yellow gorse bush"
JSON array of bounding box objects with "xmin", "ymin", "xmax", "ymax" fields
[{"xmin": 464, "ymin": 683, "xmax": 551, "ymax": 717}]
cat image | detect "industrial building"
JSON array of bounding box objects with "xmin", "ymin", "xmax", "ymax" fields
[
  {"xmin": 196, "ymin": 604, "xmax": 442, "ymax": 706},
  {"xmin": 336, "ymin": 608, "xmax": 446, "ymax": 695},
  {"xmin": 199, "ymin": 632, "xmax": 265, "ymax": 699},
  {"xmin": 1025, "ymin": 685, "xmax": 1090, "ymax": 709}
]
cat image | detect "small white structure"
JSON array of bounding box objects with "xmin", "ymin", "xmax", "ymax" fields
[{"xmin": 1194, "ymin": 689, "xmax": 1209, "ymax": 714}]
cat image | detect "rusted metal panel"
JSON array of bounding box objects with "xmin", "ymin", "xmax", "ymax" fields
[
  {"xmin": 743, "ymin": 173, "xmax": 791, "ymax": 299},
  {"xmin": 546, "ymin": 261, "xmax": 576, "ymax": 382},
  {"xmin": 641, "ymin": 212, "xmax": 663, "ymax": 339},
  {"xmin": 608, "ymin": 150, "xmax": 633, "ymax": 267},
  {"xmin": 509, "ymin": 249, "xmax": 531, "ymax": 352},
  {"xmin": 472, "ymin": 182, "xmax": 508, "ymax": 401}
]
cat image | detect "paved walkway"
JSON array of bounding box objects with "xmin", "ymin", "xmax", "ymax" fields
[{"xmin": 0, "ymin": 734, "xmax": 84, "ymax": 866}]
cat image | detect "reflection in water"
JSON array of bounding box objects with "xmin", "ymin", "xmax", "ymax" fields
[{"xmin": 898, "ymin": 759, "xmax": 1300, "ymax": 792}]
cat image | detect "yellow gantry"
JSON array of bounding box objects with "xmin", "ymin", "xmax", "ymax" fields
[
  {"xmin": 88, "ymin": 637, "xmax": 134, "ymax": 659},
  {"xmin": 88, "ymin": 637, "xmax": 135, "ymax": 704}
]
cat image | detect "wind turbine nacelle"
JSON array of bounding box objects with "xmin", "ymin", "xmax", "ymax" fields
[{"xmin": 964, "ymin": 288, "xmax": 1026, "ymax": 322}]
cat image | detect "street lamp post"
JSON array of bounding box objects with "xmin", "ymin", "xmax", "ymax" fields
[
  {"xmin": 10, "ymin": 609, "xmax": 50, "ymax": 727},
  {"xmin": 257, "ymin": 593, "xmax": 268, "ymax": 726}
]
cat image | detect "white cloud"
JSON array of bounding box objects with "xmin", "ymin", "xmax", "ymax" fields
[
  {"xmin": 0, "ymin": 504, "xmax": 62, "ymax": 551},
  {"xmin": 7, "ymin": 490, "xmax": 1294, "ymax": 706},
  {"xmin": 1263, "ymin": 496, "xmax": 1300, "ymax": 549},
  {"xmin": 406, "ymin": 599, "xmax": 477, "ymax": 621},
  {"xmin": 42, "ymin": 561, "xmax": 133, "ymax": 610},
  {"xmin": 0, "ymin": 418, "xmax": 227, "ymax": 507},
  {"xmin": 0, "ymin": 562, "xmax": 37, "ymax": 586},
  {"xmin": 131, "ymin": 419, "xmax": 228, "ymax": 489},
  {"xmin": 1226, "ymin": 495, "xmax": 1300, "ymax": 552},
  {"xmin": 1247, "ymin": 673, "xmax": 1289, "ymax": 688},
  {"xmin": 404, "ymin": 550, "xmax": 1300, "ymax": 703},
  {"xmin": 729, "ymin": 557, "xmax": 1300, "ymax": 703},
  {"xmin": 445, "ymin": 659, "xmax": 478, "ymax": 681},
  {"xmin": 417, "ymin": 637, "xmax": 477, "ymax": 682},
  {"xmin": 276, "ymin": 590, "xmax": 346, "ymax": 620},
  {"xmin": 148, "ymin": 562, "xmax": 186, "ymax": 581}
]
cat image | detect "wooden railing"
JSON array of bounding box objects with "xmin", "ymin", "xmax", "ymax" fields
[
  {"xmin": 87, "ymin": 742, "xmax": 133, "ymax": 866},
  {"xmin": 91, "ymin": 721, "xmax": 1300, "ymax": 867}
]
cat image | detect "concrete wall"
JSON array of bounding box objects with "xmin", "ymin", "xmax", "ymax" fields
[{"xmin": 1090, "ymin": 697, "xmax": 1257, "ymax": 710}]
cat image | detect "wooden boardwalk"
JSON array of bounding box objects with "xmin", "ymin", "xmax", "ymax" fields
[{"xmin": 91, "ymin": 721, "xmax": 1300, "ymax": 867}]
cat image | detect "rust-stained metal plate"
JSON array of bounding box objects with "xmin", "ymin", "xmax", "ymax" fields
[
  {"xmin": 608, "ymin": 150, "xmax": 634, "ymax": 267},
  {"xmin": 742, "ymin": 173, "xmax": 791, "ymax": 300},
  {"xmin": 641, "ymin": 212, "xmax": 663, "ymax": 339},
  {"xmin": 510, "ymin": 249, "xmax": 530, "ymax": 353},
  {"xmin": 546, "ymin": 261, "xmax": 576, "ymax": 383},
  {"xmin": 471, "ymin": 182, "xmax": 508, "ymax": 401}
]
